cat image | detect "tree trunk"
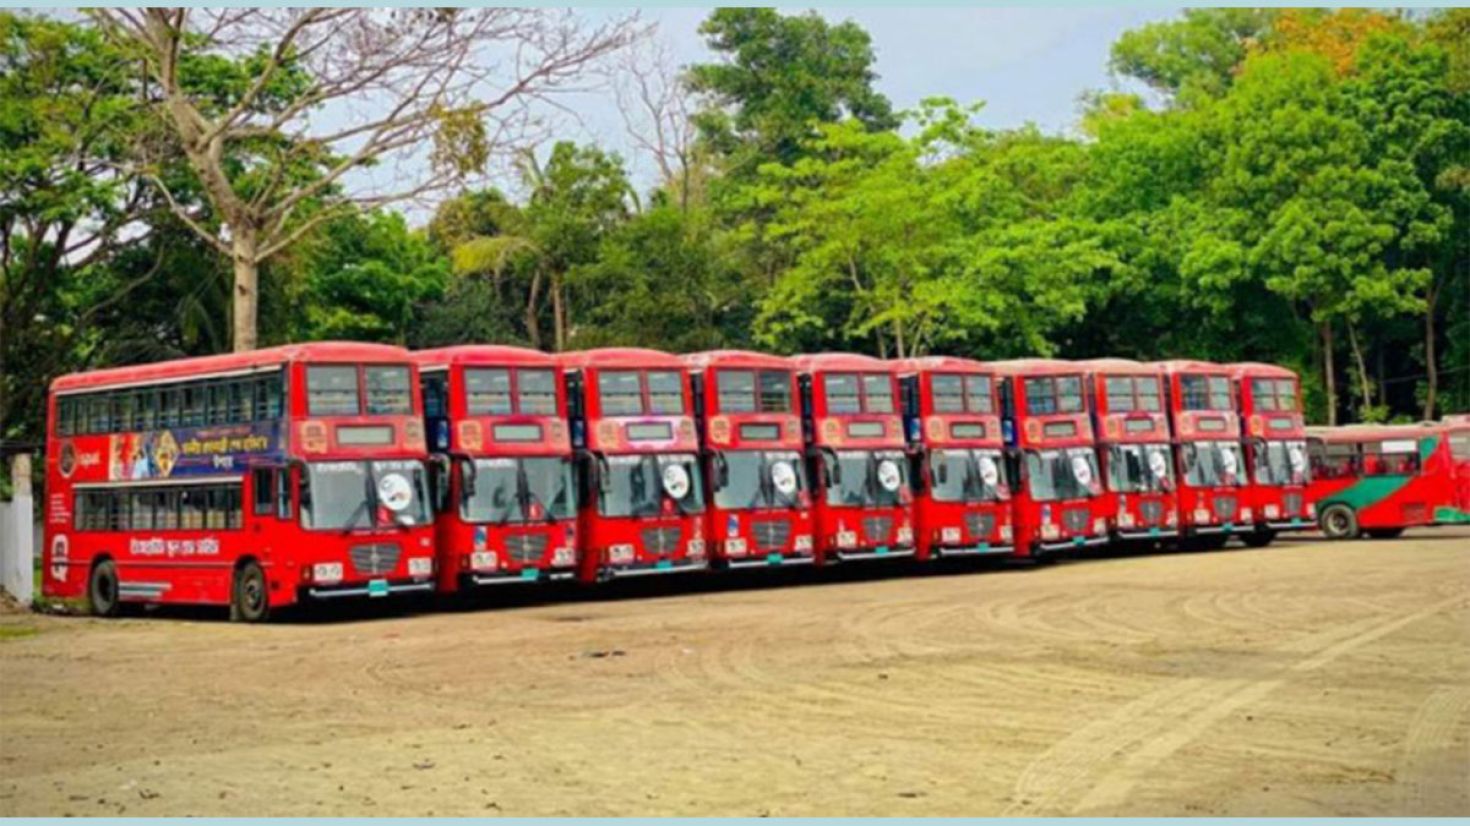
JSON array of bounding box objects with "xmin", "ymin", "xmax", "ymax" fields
[
  {"xmin": 892, "ymin": 321, "xmax": 906, "ymax": 359},
  {"xmin": 232, "ymin": 229, "xmax": 259, "ymax": 352},
  {"xmin": 524, "ymin": 269, "xmax": 543, "ymax": 350},
  {"xmin": 1424, "ymin": 283, "xmax": 1439, "ymax": 420},
  {"xmin": 551, "ymin": 275, "xmax": 566, "ymax": 353},
  {"xmin": 1320, "ymin": 321, "xmax": 1338, "ymax": 426},
  {"xmin": 1346, "ymin": 322, "xmax": 1373, "ymax": 419}
]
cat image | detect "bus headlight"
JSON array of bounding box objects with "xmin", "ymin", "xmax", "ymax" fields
[
  {"xmin": 940, "ymin": 527, "xmax": 961, "ymax": 544},
  {"xmin": 999, "ymin": 525, "xmax": 1013, "ymax": 542},
  {"xmin": 470, "ymin": 551, "xmax": 498, "ymax": 571},
  {"xmin": 1118, "ymin": 512, "xmax": 1135, "ymax": 529},
  {"xmin": 312, "ymin": 562, "xmax": 343, "ymax": 584},
  {"xmin": 1166, "ymin": 510, "xmax": 1178, "ymax": 526},
  {"xmin": 1092, "ymin": 517, "xmax": 1107, "ymax": 535},
  {"xmin": 687, "ymin": 539, "xmax": 706, "ymax": 558},
  {"xmin": 793, "ymin": 534, "xmax": 813, "ymax": 552},
  {"xmin": 1041, "ymin": 524, "xmax": 1059, "ymax": 540},
  {"xmin": 1194, "ymin": 508, "xmax": 1210, "ymax": 524},
  {"xmin": 1265, "ymin": 504, "xmax": 1280, "ymax": 519},
  {"xmin": 1306, "ymin": 502, "xmax": 1316, "ymax": 518},
  {"xmin": 896, "ymin": 525, "xmax": 914, "ymax": 545},
  {"xmin": 608, "ymin": 544, "xmax": 635, "ymax": 565},
  {"xmin": 724, "ymin": 538, "xmax": 747, "ymax": 557},
  {"xmin": 1240, "ymin": 507, "xmax": 1254, "ymax": 523},
  {"xmin": 408, "ymin": 557, "xmax": 433, "ymax": 577},
  {"xmin": 837, "ymin": 530, "xmax": 857, "ymax": 548},
  {"xmin": 552, "ymin": 546, "xmax": 575, "ymax": 567}
]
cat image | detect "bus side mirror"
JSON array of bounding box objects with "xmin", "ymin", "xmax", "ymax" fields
[
  {"xmin": 824, "ymin": 450, "xmax": 841, "ymax": 485},
  {"xmin": 936, "ymin": 461, "xmax": 949, "ymax": 485},
  {"xmin": 714, "ymin": 452, "xmax": 729, "ymax": 487},
  {"xmin": 596, "ymin": 455, "xmax": 611, "ymax": 493},
  {"xmin": 429, "ymin": 457, "xmax": 449, "ymax": 513}
]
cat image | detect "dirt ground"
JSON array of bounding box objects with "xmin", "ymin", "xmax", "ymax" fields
[{"xmin": 1, "ymin": 529, "xmax": 1467, "ymax": 817}]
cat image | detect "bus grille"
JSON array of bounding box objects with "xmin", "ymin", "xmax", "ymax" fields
[
  {"xmin": 641, "ymin": 526, "xmax": 681, "ymax": 556},
  {"xmin": 1139, "ymin": 500, "xmax": 1165, "ymax": 526},
  {"xmin": 963, "ymin": 512, "xmax": 995, "ymax": 540},
  {"xmin": 504, "ymin": 532, "xmax": 549, "ymax": 564},
  {"xmin": 350, "ymin": 543, "xmax": 400, "ymax": 576},
  {"xmin": 1062, "ymin": 508, "xmax": 1090, "ymax": 533},
  {"xmin": 1213, "ymin": 495, "xmax": 1238, "ymax": 522},
  {"xmin": 862, "ymin": 516, "xmax": 892, "ymax": 544},
  {"xmin": 1284, "ymin": 492, "xmax": 1303, "ymax": 516},
  {"xmin": 751, "ymin": 519, "xmax": 791, "ymax": 551}
]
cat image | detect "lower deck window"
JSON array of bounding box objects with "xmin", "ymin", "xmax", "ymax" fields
[{"xmin": 73, "ymin": 484, "xmax": 243, "ymax": 532}]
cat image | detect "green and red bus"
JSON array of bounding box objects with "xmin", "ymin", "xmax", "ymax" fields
[
  {"xmin": 1230, "ymin": 362, "xmax": 1314, "ymax": 546},
  {"xmin": 1156, "ymin": 360, "xmax": 1248, "ymax": 548},
  {"xmin": 683, "ymin": 351, "xmax": 815, "ymax": 568},
  {"xmin": 897, "ymin": 356, "xmax": 1013, "ymax": 559},
  {"xmin": 561, "ymin": 348, "xmax": 707, "ymax": 581},
  {"xmin": 1079, "ymin": 359, "xmax": 1178, "ymax": 544},
  {"xmin": 1306, "ymin": 422, "xmax": 1470, "ymax": 539},
  {"xmin": 43, "ymin": 343, "xmax": 435, "ymax": 621},
  {"xmin": 993, "ymin": 360, "xmax": 1110, "ymax": 557},
  {"xmin": 792, "ymin": 353, "xmax": 915, "ymax": 563},
  {"xmin": 415, "ymin": 346, "xmax": 578, "ymax": 590}
]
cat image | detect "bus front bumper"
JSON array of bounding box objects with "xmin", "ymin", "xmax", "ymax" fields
[
  {"xmin": 468, "ymin": 567, "xmax": 577, "ymax": 586},
  {"xmin": 835, "ymin": 545, "xmax": 915, "ymax": 562},
  {"xmin": 1114, "ymin": 528, "xmax": 1179, "ymax": 541},
  {"xmin": 605, "ymin": 558, "xmax": 710, "ymax": 579},
  {"xmin": 725, "ymin": 552, "xmax": 816, "ymax": 569},
  {"xmin": 1037, "ymin": 535, "xmax": 1109, "ymax": 553},
  {"xmin": 933, "ymin": 543, "xmax": 1013, "ymax": 558},
  {"xmin": 305, "ymin": 579, "xmax": 434, "ymax": 600}
]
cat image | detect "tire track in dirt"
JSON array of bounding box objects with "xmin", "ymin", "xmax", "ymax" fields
[
  {"xmin": 1396, "ymin": 686, "xmax": 1470, "ymax": 813},
  {"xmin": 1004, "ymin": 591, "xmax": 1467, "ymax": 815}
]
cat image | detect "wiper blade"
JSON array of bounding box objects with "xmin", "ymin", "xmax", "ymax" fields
[{"xmin": 339, "ymin": 497, "xmax": 372, "ymax": 535}]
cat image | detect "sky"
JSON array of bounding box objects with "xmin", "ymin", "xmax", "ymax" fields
[{"xmin": 547, "ymin": 7, "xmax": 1184, "ymax": 189}]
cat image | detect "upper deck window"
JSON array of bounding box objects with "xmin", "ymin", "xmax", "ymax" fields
[
  {"xmin": 931, "ymin": 373, "xmax": 993, "ymax": 414},
  {"xmin": 648, "ymin": 370, "xmax": 685, "ymax": 415},
  {"xmin": 518, "ymin": 369, "xmax": 558, "ymax": 415},
  {"xmin": 823, "ymin": 372, "xmax": 893, "ymax": 415},
  {"xmin": 1104, "ymin": 375, "xmax": 1161, "ymax": 413},
  {"xmin": 465, "ymin": 368, "xmax": 513, "ymax": 415},
  {"xmin": 716, "ymin": 369, "xmax": 792, "ymax": 414},
  {"xmin": 824, "ymin": 374, "xmax": 860, "ymax": 413},
  {"xmin": 307, "ymin": 366, "xmax": 361, "ymax": 416},
  {"xmin": 1024, "ymin": 376, "xmax": 1083, "ymax": 415},
  {"xmin": 55, "ymin": 369, "xmax": 287, "ymax": 436},
  {"xmin": 1251, "ymin": 377, "xmax": 1298, "ymax": 412},
  {"xmin": 1181, "ymin": 375, "xmax": 1232, "ymax": 411},
  {"xmin": 598, "ymin": 370, "xmax": 645, "ymax": 416},
  {"xmin": 365, "ymin": 366, "xmax": 412, "ymax": 414}
]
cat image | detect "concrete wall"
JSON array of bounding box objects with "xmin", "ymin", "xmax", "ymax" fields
[{"xmin": 1, "ymin": 454, "xmax": 35, "ymax": 606}]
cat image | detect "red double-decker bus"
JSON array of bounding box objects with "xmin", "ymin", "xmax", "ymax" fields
[
  {"xmin": 993, "ymin": 360, "xmax": 1110, "ymax": 557},
  {"xmin": 896, "ymin": 356, "xmax": 1013, "ymax": 559},
  {"xmin": 1079, "ymin": 359, "xmax": 1179, "ymax": 544},
  {"xmin": 1230, "ymin": 362, "xmax": 1313, "ymax": 546},
  {"xmin": 1156, "ymin": 360, "xmax": 1248, "ymax": 548},
  {"xmin": 792, "ymin": 354, "xmax": 915, "ymax": 563},
  {"xmin": 683, "ymin": 351, "xmax": 815, "ymax": 568},
  {"xmin": 414, "ymin": 346, "xmax": 577, "ymax": 590},
  {"xmin": 43, "ymin": 343, "xmax": 435, "ymax": 621},
  {"xmin": 1306, "ymin": 422, "xmax": 1470, "ymax": 538},
  {"xmin": 561, "ymin": 348, "xmax": 707, "ymax": 581}
]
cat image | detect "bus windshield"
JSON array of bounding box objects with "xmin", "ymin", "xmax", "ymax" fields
[
  {"xmin": 713, "ymin": 450, "xmax": 807, "ymax": 510},
  {"xmin": 599, "ymin": 453, "xmax": 704, "ymax": 517},
  {"xmin": 1107, "ymin": 443, "xmax": 1174, "ymax": 493},
  {"xmin": 1252, "ymin": 440, "xmax": 1309, "ymax": 486},
  {"xmin": 1025, "ymin": 448, "xmax": 1099, "ymax": 502},
  {"xmin": 462, "ymin": 457, "xmax": 576, "ymax": 524},
  {"xmin": 302, "ymin": 460, "xmax": 429, "ymax": 530},
  {"xmin": 1182, "ymin": 441, "xmax": 1245, "ymax": 487},
  {"xmin": 824, "ymin": 449, "xmax": 908, "ymax": 508},
  {"xmin": 928, "ymin": 448, "xmax": 1009, "ymax": 503}
]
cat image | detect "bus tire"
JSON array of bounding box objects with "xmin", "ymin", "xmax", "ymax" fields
[
  {"xmin": 1365, "ymin": 527, "xmax": 1405, "ymax": 540},
  {"xmin": 231, "ymin": 560, "xmax": 270, "ymax": 623},
  {"xmin": 88, "ymin": 559, "xmax": 121, "ymax": 618},
  {"xmin": 1242, "ymin": 529, "xmax": 1276, "ymax": 548},
  {"xmin": 1320, "ymin": 504, "xmax": 1359, "ymax": 540}
]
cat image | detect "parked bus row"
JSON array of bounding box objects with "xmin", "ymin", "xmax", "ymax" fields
[{"xmin": 40, "ymin": 343, "xmax": 1470, "ymax": 621}]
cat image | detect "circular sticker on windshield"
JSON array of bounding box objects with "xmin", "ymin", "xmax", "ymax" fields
[
  {"xmin": 978, "ymin": 455, "xmax": 1000, "ymax": 487},
  {"xmin": 1070, "ymin": 454, "xmax": 1093, "ymax": 486},
  {"xmin": 1220, "ymin": 448, "xmax": 1239, "ymax": 478},
  {"xmin": 1148, "ymin": 449, "xmax": 1169, "ymax": 479},
  {"xmin": 876, "ymin": 459, "xmax": 902, "ymax": 492},
  {"xmin": 662, "ymin": 463, "xmax": 691, "ymax": 500},
  {"xmin": 770, "ymin": 460, "xmax": 798, "ymax": 496},
  {"xmin": 377, "ymin": 473, "xmax": 413, "ymax": 512},
  {"xmin": 1288, "ymin": 443, "xmax": 1306, "ymax": 475}
]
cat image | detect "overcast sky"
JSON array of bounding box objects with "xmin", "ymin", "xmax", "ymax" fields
[{"xmin": 549, "ymin": 7, "xmax": 1183, "ymax": 188}]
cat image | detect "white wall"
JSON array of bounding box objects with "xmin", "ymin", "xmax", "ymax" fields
[{"xmin": 1, "ymin": 454, "xmax": 35, "ymax": 606}]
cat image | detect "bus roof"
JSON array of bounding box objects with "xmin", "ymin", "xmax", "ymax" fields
[
  {"xmin": 1153, "ymin": 359, "xmax": 1230, "ymax": 376},
  {"xmin": 1075, "ymin": 358, "xmax": 1158, "ymax": 376},
  {"xmin": 790, "ymin": 352, "xmax": 893, "ymax": 373},
  {"xmin": 50, "ymin": 341, "xmax": 412, "ymax": 393},
  {"xmin": 1306, "ymin": 423, "xmax": 1444, "ymax": 443},
  {"xmin": 681, "ymin": 350, "xmax": 793, "ymax": 372},
  {"xmin": 412, "ymin": 345, "xmax": 557, "ymax": 369},
  {"xmin": 893, "ymin": 355, "xmax": 992, "ymax": 375},
  {"xmin": 1228, "ymin": 362, "xmax": 1298, "ymax": 379},
  {"xmin": 988, "ymin": 358, "xmax": 1079, "ymax": 376},
  {"xmin": 557, "ymin": 347, "xmax": 685, "ymax": 370}
]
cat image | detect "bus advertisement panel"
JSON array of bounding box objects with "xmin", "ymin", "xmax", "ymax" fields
[{"xmin": 45, "ymin": 342, "xmax": 434, "ymax": 621}]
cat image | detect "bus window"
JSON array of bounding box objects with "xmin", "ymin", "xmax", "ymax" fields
[
  {"xmin": 517, "ymin": 369, "xmax": 558, "ymax": 415},
  {"xmin": 365, "ymin": 366, "xmax": 412, "ymax": 414},
  {"xmin": 252, "ymin": 468, "xmax": 276, "ymax": 516},
  {"xmin": 758, "ymin": 370, "xmax": 792, "ymax": 413},
  {"xmin": 932, "ymin": 374, "xmax": 964, "ymax": 413},
  {"xmin": 598, "ymin": 370, "xmax": 643, "ymax": 416},
  {"xmin": 465, "ymin": 368, "xmax": 512, "ymax": 415},
  {"xmin": 825, "ymin": 374, "xmax": 860, "ymax": 413},
  {"xmin": 862, "ymin": 374, "xmax": 894, "ymax": 413},
  {"xmin": 965, "ymin": 375, "xmax": 993, "ymax": 413},
  {"xmin": 717, "ymin": 370, "xmax": 757, "ymax": 413},
  {"xmin": 647, "ymin": 371, "xmax": 684, "ymax": 414},
  {"xmin": 307, "ymin": 366, "xmax": 361, "ymax": 416},
  {"xmin": 1106, "ymin": 377, "xmax": 1135, "ymax": 412}
]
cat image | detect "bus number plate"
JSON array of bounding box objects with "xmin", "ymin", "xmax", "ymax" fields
[{"xmin": 367, "ymin": 579, "xmax": 389, "ymax": 597}]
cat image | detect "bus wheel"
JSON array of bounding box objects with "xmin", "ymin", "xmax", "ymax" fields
[
  {"xmin": 1320, "ymin": 504, "xmax": 1359, "ymax": 540},
  {"xmin": 1365, "ymin": 527, "xmax": 1405, "ymax": 540},
  {"xmin": 1242, "ymin": 529, "xmax": 1276, "ymax": 548},
  {"xmin": 88, "ymin": 560, "xmax": 121, "ymax": 618},
  {"xmin": 231, "ymin": 561, "xmax": 270, "ymax": 623}
]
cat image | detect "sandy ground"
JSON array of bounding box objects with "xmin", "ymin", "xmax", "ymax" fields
[{"xmin": 1, "ymin": 528, "xmax": 1467, "ymax": 817}]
